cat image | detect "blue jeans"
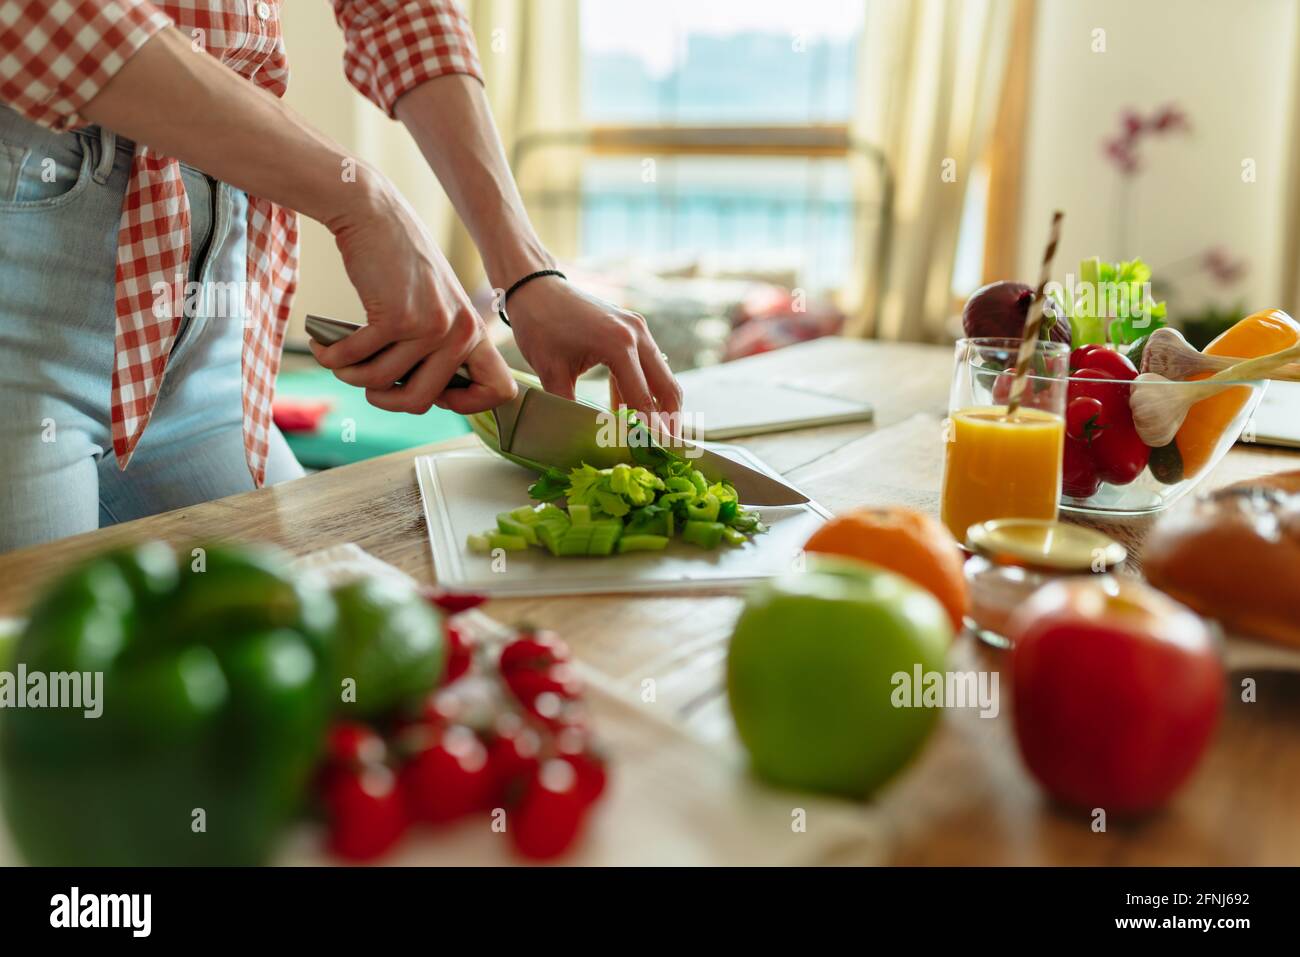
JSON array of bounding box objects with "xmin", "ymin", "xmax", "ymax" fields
[{"xmin": 0, "ymin": 106, "xmax": 302, "ymax": 553}]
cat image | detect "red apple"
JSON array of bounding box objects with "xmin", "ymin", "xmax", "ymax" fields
[{"xmin": 1008, "ymin": 579, "xmax": 1223, "ymax": 814}]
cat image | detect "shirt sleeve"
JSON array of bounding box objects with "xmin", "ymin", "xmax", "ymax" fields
[
  {"xmin": 332, "ymin": 0, "xmax": 484, "ymax": 118},
  {"xmin": 0, "ymin": 0, "xmax": 172, "ymax": 131}
]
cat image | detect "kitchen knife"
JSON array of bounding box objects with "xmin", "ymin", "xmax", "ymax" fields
[{"xmin": 304, "ymin": 314, "xmax": 809, "ymax": 506}]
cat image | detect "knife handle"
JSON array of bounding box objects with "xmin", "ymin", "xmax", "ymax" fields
[{"xmin": 305, "ymin": 314, "xmax": 472, "ymax": 389}]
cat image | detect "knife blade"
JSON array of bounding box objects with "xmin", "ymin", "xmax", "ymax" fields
[
  {"xmin": 503, "ymin": 384, "xmax": 809, "ymax": 506},
  {"xmin": 305, "ymin": 314, "xmax": 808, "ymax": 506}
]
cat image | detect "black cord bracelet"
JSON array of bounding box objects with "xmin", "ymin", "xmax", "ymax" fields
[{"xmin": 497, "ymin": 269, "xmax": 566, "ymax": 327}]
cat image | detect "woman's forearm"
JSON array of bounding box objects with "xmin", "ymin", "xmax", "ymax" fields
[
  {"xmin": 394, "ymin": 74, "xmax": 553, "ymax": 289},
  {"xmin": 82, "ymin": 28, "xmax": 374, "ymax": 226}
]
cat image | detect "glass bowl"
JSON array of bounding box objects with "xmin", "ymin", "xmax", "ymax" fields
[{"xmin": 1059, "ymin": 374, "xmax": 1268, "ymax": 516}]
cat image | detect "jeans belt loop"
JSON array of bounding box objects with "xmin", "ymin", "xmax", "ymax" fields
[{"xmin": 92, "ymin": 126, "xmax": 116, "ymax": 184}]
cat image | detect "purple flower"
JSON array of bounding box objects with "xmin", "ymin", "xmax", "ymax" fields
[
  {"xmin": 1102, "ymin": 104, "xmax": 1190, "ymax": 176},
  {"xmin": 1203, "ymin": 247, "xmax": 1246, "ymax": 286}
]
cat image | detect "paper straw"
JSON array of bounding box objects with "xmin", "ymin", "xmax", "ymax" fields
[{"xmin": 1005, "ymin": 210, "xmax": 1064, "ymax": 417}]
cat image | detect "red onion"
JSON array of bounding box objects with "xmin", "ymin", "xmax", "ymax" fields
[{"xmin": 962, "ymin": 280, "xmax": 1071, "ymax": 346}]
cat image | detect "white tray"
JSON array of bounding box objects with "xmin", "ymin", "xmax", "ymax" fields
[{"xmin": 415, "ymin": 445, "xmax": 830, "ymax": 597}]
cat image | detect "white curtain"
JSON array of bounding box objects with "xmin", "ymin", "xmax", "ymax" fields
[
  {"xmin": 1283, "ymin": 6, "xmax": 1300, "ymax": 315},
  {"xmin": 848, "ymin": 0, "xmax": 1015, "ymax": 341},
  {"xmin": 445, "ymin": 0, "xmax": 583, "ymax": 281}
]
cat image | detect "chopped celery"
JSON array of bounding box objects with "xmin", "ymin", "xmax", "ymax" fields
[
  {"xmin": 497, "ymin": 513, "xmax": 539, "ymax": 545},
  {"xmin": 609, "ymin": 463, "xmax": 632, "ymax": 496},
  {"xmin": 557, "ymin": 525, "xmax": 593, "ymax": 556},
  {"xmin": 587, "ymin": 520, "xmax": 623, "ymax": 556},
  {"xmin": 537, "ymin": 523, "xmax": 564, "ymax": 555},
  {"xmin": 468, "ymin": 448, "xmax": 768, "ymax": 558},
  {"xmin": 510, "ymin": 505, "xmax": 543, "ymax": 525},
  {"xmin": 682, "ymin": 520, "xmax": 725, "ymax": 549},
  {"xmin": 619, "ymin": 534, "xmax": 669, "ymax": 553},
  {"xmin": 595, "ymin": 489, "xmax": 630, "ymax": 517},
  {"xmin": 487, "ymin": 532, "xmax": 529, "ymax": 551},
  {"xmin": 534, "ymin": 504, "xmax": 567, "ymax": 523},
  {"xmin": 685, "ymin": 493, "xmax": 720, "ymax": 523},
  {"xmin": 721, "ymin": 526, "xmax": 747, "ymax": 546}
]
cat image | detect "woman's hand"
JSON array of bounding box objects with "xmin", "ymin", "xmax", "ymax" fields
[
  {"xmin": 394, "ymin": 77, "xmax": 682, "ymax": 425},
  {"xmin": 505, "ymin": 277, "xmax": 683, "ymax": 426},
  {"xmin": 310, "ymin": 173, "xmax": 517, "ymax": 416}
]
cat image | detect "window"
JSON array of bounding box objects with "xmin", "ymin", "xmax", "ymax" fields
[
  {"xmin": 581, "ymin": 0, "xmax": 864, "ymax": 125},
  {"xmin": 551, "ymin": 0, "xmax": 875, "ymax": 297}
]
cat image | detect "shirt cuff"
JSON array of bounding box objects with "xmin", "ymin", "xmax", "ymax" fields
[
  {"xmin": 0, "ymin": 0, "xmax": 172, "ymax": 132},
  {"xmin": 337, "ymin": 1, "xmax": 485, "ymax": 119}
]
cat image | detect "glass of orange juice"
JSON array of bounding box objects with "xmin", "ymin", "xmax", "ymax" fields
[{"xmin": 940, "ymin": 338, "xmax": 1070, "ymax": 543}]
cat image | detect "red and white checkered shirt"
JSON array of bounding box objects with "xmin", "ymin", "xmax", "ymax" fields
[{"xmin": 0, "ymin": 0, "xmax": 482, "ymax": 485}]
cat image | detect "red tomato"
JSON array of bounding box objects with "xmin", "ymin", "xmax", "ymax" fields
[
  {"xmin": 499, "ymin": 632, "xmax": 571, "ymax": 675},
  {"xmin": 1061, "ymin": 436, "xmax": 1101, "ymax": 499},
  {"xmin": 323, "ymin": 764, "xmax": 408, "ymax": 861},
  {"xmin": 1072, "ymin": 345, "xmax": 1137, "ymax": 381},
  {"xmin": 511, "ymin": 760, "xmax": 590, "ymax": 860},
  {"xmin": 505, "ymin": 663, "xmax": 584, "ymax": 711},
  {"xmin": 327, "ymin": 722, "xmax": 387, "ymax": 768},
  {"xmin": 1065, "ymin": 396, "xmax": 1105, "ymax": 442},
  {"xmin": 1008, "ymin": 580, "xmax": 1223, "ymax": 814},
  {"xmin": 1069, "ymin": 368, "xmax": 1148, "ymax": 484},
  {"xmin": 400, "ymin": 725, "xmax": 493, "ymax": 823},
  {"xmin": 555, "ymin": 727, "xmax": 609, "ymax": 806},
  {"xmin": 423, "ymin": 590, "xmax": 488, "ymax": 614},
  {"xmin": 442, "ymin": 624, "xmax": 474, "ymax": 686},
  {"xmin": 486, "ymin": 712, "xmax": 543, "ymax": 802}
]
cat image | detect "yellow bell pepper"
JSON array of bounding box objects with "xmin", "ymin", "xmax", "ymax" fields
[{"xmin": 1175, "ymin": 309, "xmax": 1300, "ymax": 477}]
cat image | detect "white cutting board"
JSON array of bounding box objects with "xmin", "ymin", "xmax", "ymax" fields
[
  {"xmin": 415, "ymin": 445, "xmax": 829, "ymax": 597},
  {"xmin": 676, "ymin": 373, "xmax": 873, "ymax": 439},
  {"xmin": 1249, "ymin": 380, "xmax": 1300, "ymax": 448}
]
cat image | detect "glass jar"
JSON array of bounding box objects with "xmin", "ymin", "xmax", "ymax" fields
[{"xmin": 963, "ymin": 518, "xmax": 1127, "ymax": 648}]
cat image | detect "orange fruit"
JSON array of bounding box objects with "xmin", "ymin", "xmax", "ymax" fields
[{"xmin": 803, "ymin": 506, "xmax": 968, "ymax": 632}]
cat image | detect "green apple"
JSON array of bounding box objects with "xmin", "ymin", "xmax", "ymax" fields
[{"xmin": 727, "ymin": 555, "xmax": 951, "ymax": 798}]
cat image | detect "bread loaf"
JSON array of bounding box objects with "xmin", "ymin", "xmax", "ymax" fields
[{"xmin": 1143, "ymin": 471, "xmax": 1300, "ymax": 648}]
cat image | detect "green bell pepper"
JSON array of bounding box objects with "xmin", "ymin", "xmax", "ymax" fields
[
  {"xmin": 0, "ymin": 543, "xmax": 338, "ymax": 866},
  {"xmin": 329, "ymin": 578, "xmax": 444, "ymax": 719}
]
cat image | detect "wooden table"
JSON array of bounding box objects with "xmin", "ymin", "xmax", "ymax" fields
[{"xmin": 2, "ymin": 337, "xmax": 1298, "ymax": 865}]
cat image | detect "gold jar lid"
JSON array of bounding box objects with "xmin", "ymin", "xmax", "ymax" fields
[{"xmin": 965, "ymin": 518, "xmax": 1126, "ymax": 572}]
